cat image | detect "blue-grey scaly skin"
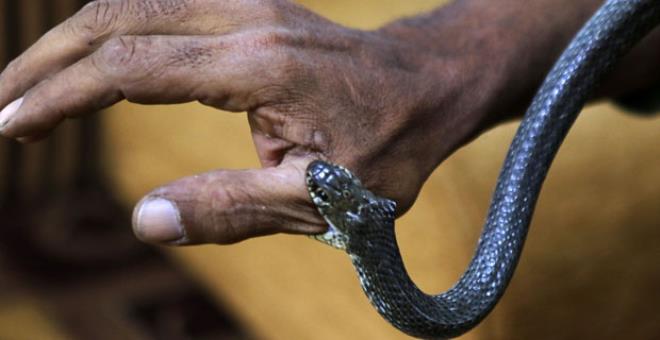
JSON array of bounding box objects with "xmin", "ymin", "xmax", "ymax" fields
[{"xmin": 305, "ymin": 1, "xmax": 660, "ymax": 338}]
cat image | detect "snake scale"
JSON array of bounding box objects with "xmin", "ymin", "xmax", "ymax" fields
[{"xmin": 305, "ymin": 1, "xmax": 660, "ymax": 339}]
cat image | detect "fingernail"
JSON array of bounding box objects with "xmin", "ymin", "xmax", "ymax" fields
[
  {"xmin": 0, "ymin": 97, "xmax": 23, "ymax": 130},
  {"xmin": 133, "ymin": 197, "xmax": 185, "ymax": 243}
]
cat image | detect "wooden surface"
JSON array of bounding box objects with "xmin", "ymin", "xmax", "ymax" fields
[{"xmin": 98, "ymin": 1, "xmax": 660, "ymax": 339}]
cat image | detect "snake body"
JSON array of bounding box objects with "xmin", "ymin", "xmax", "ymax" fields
[{"xmin": 305, "ymin": 1, "xmax": 660, "ymax": 339}]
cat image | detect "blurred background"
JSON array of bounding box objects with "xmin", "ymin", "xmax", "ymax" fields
[{"xmin": 0, "ymin": 0, "xmax": 658, "ymax": 339}]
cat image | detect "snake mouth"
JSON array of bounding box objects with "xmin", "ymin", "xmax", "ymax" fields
[
  {"xmin": 309, "ymin": 184, "xmax": 331, "ymax": 207},
  {"xmin": 306, "ymin": 171, "xmax": 329, "ymax": 207}
]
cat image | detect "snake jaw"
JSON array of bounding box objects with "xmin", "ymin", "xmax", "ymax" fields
[{"xmin": 310, "ymin": 222, "xmax": 349, "ymax": 250}]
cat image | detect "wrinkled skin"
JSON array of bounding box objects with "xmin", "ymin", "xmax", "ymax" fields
[{"xmin": 0, "ymin": 0, "xmax": 659, "ymax": 245}]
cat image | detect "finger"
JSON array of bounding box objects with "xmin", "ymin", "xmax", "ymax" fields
[
  {"xmin": 0, "ymin": 33, "xmax": 296, "ymax": 138},
  {"xmin": 0, "ymin": 0, "xmax": 283, "ymax": 110},
  {"xmin": 131, "ymin": 158, "xmax": 325, "ymax": 245}
]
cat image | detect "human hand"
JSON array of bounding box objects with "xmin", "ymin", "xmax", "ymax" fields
[
  {"xmin": 0, "ymin": 0, "xmax": 481, "ymax": 245},
  {"xmin": 9, "ymin": 0, "xmax": 656, "ymax": 246}
]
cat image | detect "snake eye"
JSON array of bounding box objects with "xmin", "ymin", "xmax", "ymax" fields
[{"xmin": 342, "ymin": 190, "xmax": 351, "ymax": 198}]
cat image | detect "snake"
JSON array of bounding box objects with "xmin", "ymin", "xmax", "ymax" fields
[{"xmin": 304, "ymin": 1, "xmax": 660, "ymax": 339}]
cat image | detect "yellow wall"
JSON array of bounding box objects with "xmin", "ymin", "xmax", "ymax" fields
[{"xmin": 100, "ymin": 1, "xmax": 660, "ymax": 339}]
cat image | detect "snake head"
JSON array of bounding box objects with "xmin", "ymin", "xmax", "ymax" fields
[{"xmin": 306, "ymin": 160, "xmax": 395, "ymax": 250}]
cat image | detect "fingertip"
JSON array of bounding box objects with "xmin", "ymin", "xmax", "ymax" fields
[
  {"xmin": 0, "ymin": 97, "xmax": 24, "ymax": 135},
  {"xmin": 0, "ymin": 95, "xmax": 63, "ymax": 139},
  {"xmin": 132, "ymin": 196, "xmax": 187, "ymax": 245}
]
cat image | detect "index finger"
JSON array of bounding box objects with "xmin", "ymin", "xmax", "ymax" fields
[{"xmin": 0, "ymin": 0, "xmax": 279, "ymax": 110}]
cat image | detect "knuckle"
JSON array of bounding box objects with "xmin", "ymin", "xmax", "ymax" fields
[
  {"xmin": 70, "ymin": 0, "xmax": 121, "ymax": 43},
  {"xmin": 206, "ymin": 186, "xmax": 242, "ymax": 243},
  {"xmin": 232, "ymin": 30, "xmax": 309, "ymax": 102},
  {"xmin": 67, "ymin": 0, "xmax": 195, "ymax": 45},
  {"xmin": 95, "ymin": 36, "xmax": 146, "ymax": 72}
]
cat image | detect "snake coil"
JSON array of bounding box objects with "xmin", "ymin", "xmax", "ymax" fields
[{"xmin": 306, "ymin": 1, "xmax": 660, "ymax": 338}]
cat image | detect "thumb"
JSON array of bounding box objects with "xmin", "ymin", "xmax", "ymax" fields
[{"xmin": 131, "ymin": 159, "xmax": 326, "ymax": 245}]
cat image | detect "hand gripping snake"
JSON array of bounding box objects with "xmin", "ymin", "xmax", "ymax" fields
[{"xmin": 304, "ymin": 1, "xmax": 660, "ymax": 338}]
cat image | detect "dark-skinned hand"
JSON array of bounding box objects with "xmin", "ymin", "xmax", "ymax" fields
[{"xmin": 1, "ymin": 0, "xmax": 659, "ymax": 246}]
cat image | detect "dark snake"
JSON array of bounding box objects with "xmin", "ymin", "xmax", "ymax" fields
[{"xmin": 304, "ymin": 1, "xmax": 660, "ymax": 339}]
